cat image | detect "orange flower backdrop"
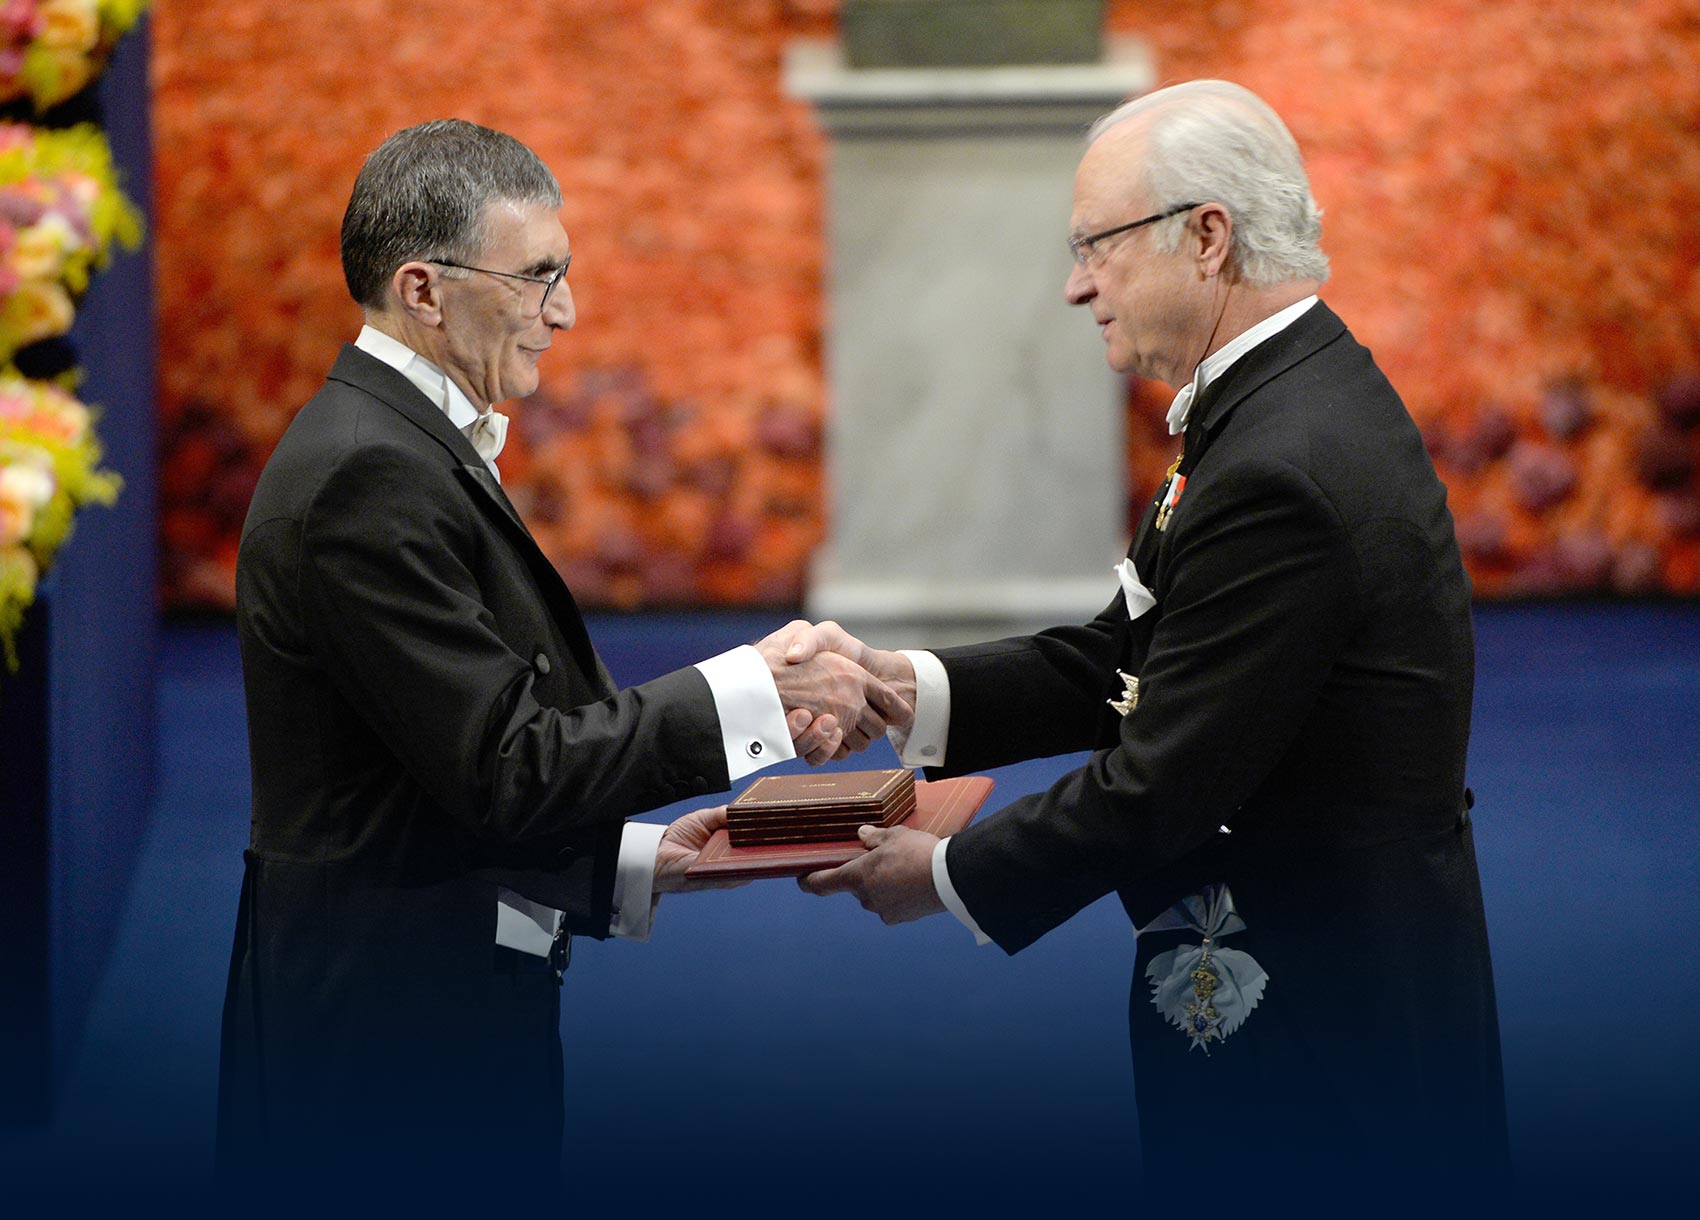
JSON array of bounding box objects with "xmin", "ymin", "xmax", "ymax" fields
[{"xmin": 153, "ymin": 0, "xmax": 1700, "ymax": 608}]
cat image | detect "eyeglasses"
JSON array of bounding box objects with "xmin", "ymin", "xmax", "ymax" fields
[
  {"xmin": 1068, "ymin": 203, "xmax": 1202, "ymax": 267},
  {"xmin": 427, "ymin": 253, "xmax": 571, "ymax": 315}
]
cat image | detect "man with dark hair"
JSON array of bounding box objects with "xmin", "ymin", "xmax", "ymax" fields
[
  {"xmin": 218, "ymin": 119, "xmax": 905, "ymax": 1192},
  {"xmin": 794, "ymin": 81, "xmax": 1508, "ymax": 1192}
]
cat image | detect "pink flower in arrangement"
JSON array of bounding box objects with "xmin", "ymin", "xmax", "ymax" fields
[
  {"xmin": 0, "ymin": 122, "xmax": 141, "ymax": 363},
  {"xmin": 0, "ymin": 3, "xmax": 139, "ymax": 673},
  {"xmin": 1, "ymin": 0, "xmax": 145, "ymax": 111},
  {"xmin": 0, "ymin": 379, "xmax": 87, "ymax": 445},
  {"xmin": 0, "ymin": 189, "xmax": 39, "ymax": 228},
  {"xmin": 0, "ymin": 0, "xmax": 42, "ymax": 42}
]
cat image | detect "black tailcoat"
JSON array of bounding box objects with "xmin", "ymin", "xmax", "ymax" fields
[
  {"xmin": 219, "ymin": 346, "xmax": 732, "ymax": 1186},
  {"xmin": 933, "ymin": 304, "xmax": 1508, "ymax": 1187}
]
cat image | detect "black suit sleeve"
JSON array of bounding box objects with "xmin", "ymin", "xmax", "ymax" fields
[
  {"xmin": 928, "ymin": 597, "xmax": 1124, "ymax": 777},
  {"xmin": 945, "ymin": 456, "xmax": 1362, "ymax": 952},
  {"xmin": 295, "ymin": 441, "xmax": 729, "ymax": 848}
]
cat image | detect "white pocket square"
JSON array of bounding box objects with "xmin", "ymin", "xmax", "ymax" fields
[{"xmin": 1114, "ymin": 557, "xmax": 1156, "ymax": 621}]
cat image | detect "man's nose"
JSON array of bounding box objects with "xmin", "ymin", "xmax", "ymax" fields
[
  {"xmin": 1064, "ymin": 261, "xmax": 1094, "ymax": 306},
  {"xmin": 544, "ymin": 281, "xmax": 575, "ymax": 330}
]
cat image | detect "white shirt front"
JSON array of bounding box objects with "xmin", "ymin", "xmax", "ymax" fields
[
  {"xmin": 353, "ymin": 325, "xmax": 794, "ymax": 946},
  {"xmin": 896, "ymin": 297, "xmax": 1320, "ymax": 945}
]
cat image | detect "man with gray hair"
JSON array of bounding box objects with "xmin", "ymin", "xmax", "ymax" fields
[
  {"xmin": 795, "ymin": 81, "xmax": 1508, "ymax": 1189},
  {"xmin": 218, "ymin": 119, "xmax": 906, "ymax": 1193}
]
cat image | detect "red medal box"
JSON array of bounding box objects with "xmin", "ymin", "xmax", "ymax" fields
[
  {"xmin": 725, "ymin": 768, "xmax": 916, "ymax": 846},
  {"xmin": 683, "ymin": 776, "xmax": 994, "ymax": 885}
]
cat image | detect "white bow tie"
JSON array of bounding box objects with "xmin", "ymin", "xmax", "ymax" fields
[
  {"xmin": 1166, "ymin": 361, "xmax": 1208, "ymax": 436},
  {"xmin": 463, "ymin": 409, "xmax": 509, "ymax": 464}
]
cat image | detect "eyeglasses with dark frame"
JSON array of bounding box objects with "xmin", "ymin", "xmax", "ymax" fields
[
  {"xmin": 1068, "ymin": 202, "xmax": 1202, "ymax": 268},
  {"xmin": 427, "ymin": 253, "xmax": 572, "ymax": 316}
]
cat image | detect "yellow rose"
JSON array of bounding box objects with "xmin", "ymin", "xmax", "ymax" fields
[
  {"xmin": 11, "ymin": 215, "xmax": 76, "ymax": 282},
  {"xmin": 1, "ymin": 279, "xmax": 76, "ymax": 346},
  {"xmin": 37, "ymin": 0, "xmax": 101, "ymax": 54}
]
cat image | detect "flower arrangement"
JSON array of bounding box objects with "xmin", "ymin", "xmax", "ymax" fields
[
  {"xmin": 1, "ymin": 0, "xmax": 149, "ymax": 112},
  {"xmin": 0, "ymin": 116, "xmax": 141, "ymax": 671},
  {"xmin": 0, "ymin": 120, "xmax": 141, "ymax": 360},
  {"xmin": 0, "ymin": 373, "xmax": 120, "ymax": 667}
]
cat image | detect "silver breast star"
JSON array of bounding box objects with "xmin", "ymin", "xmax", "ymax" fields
[{"xmin": 1107, "ymin": 669, "xmax": 1140, "ymax": 716}]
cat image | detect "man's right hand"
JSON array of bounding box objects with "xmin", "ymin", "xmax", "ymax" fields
[
  {"xmin": 763, "ymin": 621, "xmax": 918, "ymax": 765},
  {"xmin": 757, "ymin": 620, "xmax": 913, "ymax": 766}
]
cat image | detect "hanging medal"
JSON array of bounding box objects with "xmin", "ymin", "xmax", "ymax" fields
[
  {"xmin": 1154, "ymin": 468, "xmax": 1187, "ymax": 532},
  {"xmin": 1142, "ymin": 884, "xmax": 1269, "ymax": 1053}
]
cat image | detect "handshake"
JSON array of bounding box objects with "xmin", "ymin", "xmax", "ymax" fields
[
  {"xmin": 757, "ymin": 620, "xmax": 915, "ymax": 766},
  {"xmin": 655, "ymin": 619, "xmax": 945, "ymax": 918}
]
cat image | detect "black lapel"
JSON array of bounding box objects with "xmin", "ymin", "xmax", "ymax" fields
[
  {"xmin": 1181, "ymin": 300, "xmax": 1348, "ymax": 475},
  {"xmin": 458, "ymin": 461, "xmax": 528, "ymax": 535},
  {"xmin": 1098, "ymin": 448, "xmax": 1179, "ymax": 743},
  {"xmin": 326, "ymin": 344, "xmax": 488, "ymax": 469},
  {"xmin": 1127, "ymin": 460, "xmax": 1175, "ymax": 589},
  {"xmin": 1097, "ymin": 305, "xmax": 1350, "ymax": 749},
  {"xmin": 1136, "ymin": 301, "xmax": 1350, "ymax": 600},
  {"xmin": 453, "ymin": 464, "xmax": 609, "ymax": 697},
  {"xmin": 327, "ymin": 345, "xmax": 612, "ymax": 696}
]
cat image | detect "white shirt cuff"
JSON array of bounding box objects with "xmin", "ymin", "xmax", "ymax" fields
[
  {"xmin": 932, "ymin": 835, "xmax": 991, "ymax": 946},
  {"xmin": 609, "ymin": 820, "xmax": 667, "ymax": 942},
  {"xmin": 888, "ymin": 648, "xmax": 950, "ymax": 767},
  {"xmin": 695, "ymin": 645, "xmax": 796, "ymax": 782}
]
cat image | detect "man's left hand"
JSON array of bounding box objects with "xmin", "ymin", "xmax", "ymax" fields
[
  {"xmin": 655, "ymin": 805, "xmax": 737, "ymax": 893},
  {"xmin": 797, "ymin": 825, "xmax": 945, "ymax": 924}
]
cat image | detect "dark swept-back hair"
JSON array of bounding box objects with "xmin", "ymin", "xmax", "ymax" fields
[{"xmin": 339, "ymin": 118, "xmax": 562, "ymax": 309}]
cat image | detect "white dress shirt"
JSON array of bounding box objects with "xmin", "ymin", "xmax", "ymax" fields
[
  {"xmin": 895, "ymin": 297, "xmax": 1320, "ymax": 944},
  {"xmin": 353, "ymin": 325, "xmax": 794, "ymax": 947}
]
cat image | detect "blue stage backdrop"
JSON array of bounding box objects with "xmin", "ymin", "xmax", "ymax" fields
[
  {"xmin": 2, "ymin": 604, "xmax": 1694, "ymax": 1211},
  {"xmin": 37, "ymin": 16, "xmax": 158, "ymax": 1111}
]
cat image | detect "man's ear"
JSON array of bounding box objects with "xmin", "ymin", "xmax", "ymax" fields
[
  {"xmin": 391, "ymin": 261, "xmax": 444, "ymax": 327},
  {"xmin": 1193, "ymin": 203, "xmax": 1233, "ymax": 280}
]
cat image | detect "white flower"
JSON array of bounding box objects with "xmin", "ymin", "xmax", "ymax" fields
[{"xmin": 0, "ymin": 457, "xmax": 56, "ymax": 510}]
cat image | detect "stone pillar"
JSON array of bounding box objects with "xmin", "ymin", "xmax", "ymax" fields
[{"xmin": 787, "ymin": 37, "xmax": 1153, "ymax": 648}]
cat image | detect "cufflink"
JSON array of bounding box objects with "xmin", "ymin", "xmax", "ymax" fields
[
  {"xmin": 921, "ymin": 746, "xmax": 938, "ymax": 758},
  {"xmin": 746, "ymin": 740, "xmax": 764, "ymax": 758}
]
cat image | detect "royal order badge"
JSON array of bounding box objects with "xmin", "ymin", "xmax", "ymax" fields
[
  {"xmin": 1141, "ymin": 884, "xmax": 1268, "ymax": 1054},
  {"xmin": 1107, "ymin": 669, "xmax": 1140, "ymax": 716}
]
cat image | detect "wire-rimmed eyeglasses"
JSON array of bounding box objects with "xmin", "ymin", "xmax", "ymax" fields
[
  {"xmin": 1068, "ymin": 203, "xmax": 1201, "ymax": 267},
  {"xmin": 428, "ymin": 253, "xmax": 571, "ymax": 316}
]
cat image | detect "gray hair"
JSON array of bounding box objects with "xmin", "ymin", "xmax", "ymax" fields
[
  {"xmin": 1089, "ymin": 81, "xmax": 1329, "ymax": 287},
  {"xmin": 340, "ymin": 119, "xmax": 563, "ymax": 309}
]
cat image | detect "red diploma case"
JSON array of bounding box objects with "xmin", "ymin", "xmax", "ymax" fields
[{"xmin": 683, "ymin": 775, "xmax": 994, "ymax": 885}]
